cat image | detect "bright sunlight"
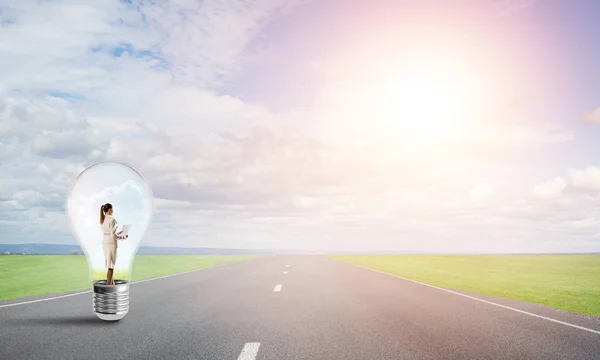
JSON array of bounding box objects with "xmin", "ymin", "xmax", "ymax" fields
[{"xmin": 365, "ymin": 62, "xmax": 480, "ymax": 143}]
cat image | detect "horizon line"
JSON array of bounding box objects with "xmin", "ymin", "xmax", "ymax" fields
[{"xmin": 1, "ymin": 243, "xmax": 599, "ymax": 256}]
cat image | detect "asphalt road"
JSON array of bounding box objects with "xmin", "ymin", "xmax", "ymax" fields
[{"xmin": 1, "ymin": 256, "xmax": 599, "ymax": 360}]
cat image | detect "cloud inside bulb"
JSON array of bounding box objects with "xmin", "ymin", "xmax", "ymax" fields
[{"xmin": 66, "ymin": 162, "xmax": 154, "ymax": 280}]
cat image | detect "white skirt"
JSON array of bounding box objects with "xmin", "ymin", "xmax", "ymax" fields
[{"xmin": 103, "ymin": 244, "xmax": 117, "ymax": 269}]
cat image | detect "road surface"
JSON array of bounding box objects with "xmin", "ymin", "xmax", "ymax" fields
[{"xmin": 1, "ymin": 256, "xmax": 599, "ymax": 359}]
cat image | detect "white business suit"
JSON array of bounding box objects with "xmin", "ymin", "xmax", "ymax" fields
[{"xmin": 101, "ymin": 215, "xmax": 126, "ymax": 269}]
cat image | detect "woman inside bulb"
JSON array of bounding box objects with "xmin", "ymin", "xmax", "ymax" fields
[{"xmin": 100, "ymin": 203, "xmax": 128, "ymax": 285}]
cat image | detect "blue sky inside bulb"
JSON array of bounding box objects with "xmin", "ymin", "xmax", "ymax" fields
[{"xmin": 66, "ymin": 162, "xmax": 154, "ymax": 281}]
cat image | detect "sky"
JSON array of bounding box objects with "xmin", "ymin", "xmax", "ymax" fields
[{"xmin": 0, "ymin": 0, "xmax": 599, "ymax": 253}]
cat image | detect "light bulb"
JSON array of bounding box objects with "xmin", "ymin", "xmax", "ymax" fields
[{"xmin": 66, "ymin": 161, "xmax": 154, "ymax": 321}]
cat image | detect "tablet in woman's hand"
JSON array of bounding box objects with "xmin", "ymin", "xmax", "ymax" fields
[{"xmin": 121, "ymin": 224, "xmax": 131, "ymax": 235}]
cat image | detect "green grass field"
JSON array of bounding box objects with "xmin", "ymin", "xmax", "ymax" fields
[
  {"xmin": 0, "ymin": 255, "xmax": 254, "ymax": 301},
  {"xmin": 332, "ymin": 255, "xmax": 600, "ymax": 316}
]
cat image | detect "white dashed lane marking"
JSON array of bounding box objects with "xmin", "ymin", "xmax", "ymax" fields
[{"xmin": 237, "ymin": 342, "xmax": 260, "ymax": 360}]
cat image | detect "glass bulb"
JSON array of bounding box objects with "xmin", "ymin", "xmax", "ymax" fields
[{"xmin": 66, "ymin": 161, "xmax": 154, "ymax": 321}]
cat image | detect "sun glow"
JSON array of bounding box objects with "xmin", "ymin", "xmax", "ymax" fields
[{"xmin": 369, "ymin": 64, "xmax": 479, "ymax": 142}]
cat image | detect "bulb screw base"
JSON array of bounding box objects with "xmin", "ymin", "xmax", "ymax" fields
[{"xmin": 93, "ymin": 280, "xmax": 129, "ymax": 321}]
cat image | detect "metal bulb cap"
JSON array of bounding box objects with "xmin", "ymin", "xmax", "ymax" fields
[{"xmin": 93, "ymin": 280, "xmax": 130, "ymax": 321}]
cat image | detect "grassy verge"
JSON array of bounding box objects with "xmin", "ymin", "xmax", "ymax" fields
[
  {"xmin": 332, "ymin": 255, "xmax": 600, "ymax": 316},
  {"xmin": 0, "ymin": 255, "xmax": 254, "ymax": 301}
]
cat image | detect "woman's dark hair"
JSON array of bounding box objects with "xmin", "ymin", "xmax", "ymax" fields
[{"xmin": 100, "ymin": 203, "xmax": 112, "ymax": 224}]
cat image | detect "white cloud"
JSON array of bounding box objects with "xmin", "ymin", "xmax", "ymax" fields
[
  {"xmin": 569, "ymin": 166, "xmax": 600, "ymax": 193},
  {"xmin": 583, "ymin": 107, "xmax": 600, "ymax": 123},
  {"xmin": 154, "ymin": 197, "xmax": 194, "ymax": 212},
  {"xmin": 469, "ymin": 182, "xmax": 495, "ymax": 201},
  {"xmin": 533, "ymin": 178, "xmax": 567, "ymax": 199},
  {"xmin": 0, "ymin": 96, "xmax": 106, "ymax": 161},
  {"xmin": 563, "ymin": 217, "xmax": 600, "ymax": 230}
]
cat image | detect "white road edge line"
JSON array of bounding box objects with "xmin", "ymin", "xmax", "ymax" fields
[
  {"xmin": 0, "ymin": 262, "xmax": 236, "ymax": 309},
  {"xmin": 283, "ymin": 271, "xmax": 288, "ymax": 275},
  {"xmin": 341, "ymin": 260, "xmax": 600, "ymax": 336},
  {"xmin": 273, "ymin": 284, "xmax": 282, "ymax": 292},
  {"xmin": 0, "ymin": 291, "xmax": 93, "ymax": 309},
  {"xmin": 237, "ymin": 342, "xmax": 260, "ymax": 360}
]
